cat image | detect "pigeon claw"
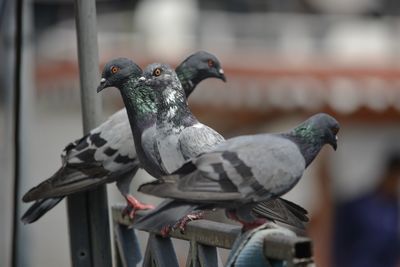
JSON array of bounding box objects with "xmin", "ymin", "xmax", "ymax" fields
[
  {"xmin": 174, "ymin": 211, "xmax": 204, "ymax": 234},
  {"xmin": 159, "ymin": 211, "xmax": 204, "ymax": 237},
  {"xmin": 122, "ymin": 195, "xmax": 155, "ymax": 220},
  {"xmin": 161, "ymin": 225, "xmax": 172, "ymax": 237}
]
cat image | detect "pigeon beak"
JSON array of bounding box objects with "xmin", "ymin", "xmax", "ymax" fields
[
  {"xmin": 330, "ymin": 135, "xmax": 338, "ymax": 151},
  {"xmin": 97, "ymin": 78, "xmax": 109, "ymax": 93},
  {"xmin": 139, "ymin": 76, "xmax": 146, "ymax": 82},
  {"xmin": 219, "ymin": 68, "xmax": 226, "ymax": 82}
]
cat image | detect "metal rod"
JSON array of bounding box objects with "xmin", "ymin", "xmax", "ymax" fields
[
  {"xmin": 67, "ymin": 0, "xmax": 112, "ymax": 266},
  {"xmin": 11, "ymin": 0, "xmax": 23, "ymax": 265},
  {"xmin": 74, "ymin": 0, "xmax": 102, "ymax": 132}
]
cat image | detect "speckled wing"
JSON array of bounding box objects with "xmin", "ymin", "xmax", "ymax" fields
[
  {"xmin": 65, "ymin": 109, "xmax": 136, "ymax": 172},
  {"xmin": 23, "ymin": 109, "xmax": 139, "ymax": 202}
]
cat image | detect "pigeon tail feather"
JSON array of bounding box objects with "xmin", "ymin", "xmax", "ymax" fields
[
  {"xmin": 22, "ymin": 167, "xmax": 66, "ymax": 202},
  {"xmin": 278, "ymin": 198, "xmax": 309, "ymax": 221},
  {"xmin": 252, "ymin": 198, "xmax": 308, "ymax": 229},
  {"xmin": 22, "ymin": 164, "xmax": 113, "ymax": 202},
  {"xmin": 21, "ymin": 197, "xmax": 63, "ymax": 224},
  {"xmin": 133, "ymin": 199, "xmax": 204, "ymax": 233}
]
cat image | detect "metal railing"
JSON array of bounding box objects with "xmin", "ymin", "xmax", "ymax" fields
[
  {"xmin": 68, "ymin": 0, "xmax": 112, "ymax": 266},
  {"xmin": 112, "ymin": 205, "xmax": 314, "ymax": 267}
]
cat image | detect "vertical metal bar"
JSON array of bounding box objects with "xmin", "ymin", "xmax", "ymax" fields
[
  {"xmin": 11, "ymin": 0, "xmax": 23, "ymax": 266},
  {"xmin": 73, "ymin": 0, "xmax": 102, "ymax": 131},
  {"xmin": 66, "ymin": 200, "xmax": 93, "ymax": 266},
  {"xmin": 143, "ymin": 234, "xmax": 179, "ymax": 267},
  {"xmin": 67, "ymin": 0, "xmax": 112, "ymax": 266},
  {"xmin": 5, "ymin": 1, "xmax": 35, "ymax": 265},
  {"xmin": 115, "ymin": 241, "xmax": 123, "ymax": 267},
  {"xmin": 114, "ymin": 224, "xmax": 142, "ymax": 267},
  {"xmin": 186, "ymin": 241, "xmax": 219, "ymax": 267},
  {"xmin": 186, "ymin": 241, "xmax": 198, "ymax": 267},
  {"xmin": 197, "ymin": 244, "xmax": 219, "ymax": 267}
]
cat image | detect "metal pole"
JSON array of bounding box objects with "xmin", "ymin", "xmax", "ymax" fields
[
  {"xmin": 66, "ymin": 0, "xmax": 112, "ymax": 266},
  {"xmin": 11, "ymin": 0, "xmax": 23, "ymax": 266}
]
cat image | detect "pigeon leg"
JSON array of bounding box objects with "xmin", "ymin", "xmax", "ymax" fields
[
  {"xmin": 160, "ymin": 210, "xmax": 204, "ymax": 237},
  {"xmin": 161, "ymin": 225, "xmax": 172, "ymax": 237},
  {"xmin": 226, "ymin": 211, "xmax": 267, "ymax": 232},
  {"xmin": 122, "ymin": 195, "xmax": 155, "ymax": 219}
]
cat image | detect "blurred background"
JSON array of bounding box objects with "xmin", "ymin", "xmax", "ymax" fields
[{"xmin": 1, "ymin": 0, "xmax": 400, "ymax": 266}]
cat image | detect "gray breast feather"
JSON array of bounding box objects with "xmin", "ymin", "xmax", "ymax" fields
[
  {"xmin": 178, "ymin": 123, "xmax": 225, "ymax": 160},
  {"xmin": 157, "ymin": 132, "xmax": 184, "ymax": 173},
  {"xmin": 157, "ymin": 123, "xmax": 225, "ymax": 173},
  {"xmin": 141, "ymin": 125, "xmax": 163, "ymax": 171}
]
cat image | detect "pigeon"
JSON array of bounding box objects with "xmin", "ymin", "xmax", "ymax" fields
[
  {"xmin": 21, "ymin": 51, "xmax": 226, "ymax": 224},
  {"xmin": 143, "ymin": 63, "xmax": 225, "ymax": 173},
  {"xmin": 136, "ymin": 113, "xmax": 339, "ymax": 233},
  {"xmin": 130, "ymin": 64, "xmax": 315, "ymax": 233}
]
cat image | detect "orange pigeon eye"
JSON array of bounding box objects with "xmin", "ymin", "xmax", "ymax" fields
[
  {"xmin": 208, "ymin": 59, "xmax": 214, "ymax": 68},
  {"xmin": 111, "ymin": 66, "xmax": 119, "ymax": 74},
  {"xmin": 153, "ymin": 68, "xmax": 162, "ymax": 77}
]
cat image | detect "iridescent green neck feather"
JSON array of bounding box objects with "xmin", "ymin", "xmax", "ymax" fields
[
  {"xmin": 119, "ymin": 77, "xmax": 157, "ymax": 129},
  {"xmin": 176, "ymin": 63, "xmax": 195, "ymax": 96},
  {"xmin": 292, "ymin": 124, "xmax": 319, "ymax": 145},
  {"xmin": 286, "ymin": 123, "xmax": 323, "ymax": 167}
]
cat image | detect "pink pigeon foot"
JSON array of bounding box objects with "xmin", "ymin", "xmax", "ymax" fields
[{"xmin": 122, "ymin": 195, "xmax": 155, "ymax": 220}]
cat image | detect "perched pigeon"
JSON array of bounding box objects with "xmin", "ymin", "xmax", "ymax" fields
[
  {"xmin": 130, "ymin": 64, "xmax": 314, "ymax": 233},
  {"xmin": 136, "ymin": 113, "xmax": 339, "ymax": 233},
  {"xmin": 21, "ymin": 51, "xmax": 226, "ymax": 224},
  {"xmin": 143, "ymin": 63, "xmax": 225, "ymax": 173}
]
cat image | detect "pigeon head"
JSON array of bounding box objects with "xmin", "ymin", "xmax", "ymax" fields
[
  {"xmin": 143, "ymin": 63, "xmax": 176, "ymax": 80},
  {"xmin": 176, "ymin": 51, "xmax": 226, "ymax": 97},
  {"xmin": 310, "ymin": 113, "xmax": 339, "ymax": 150},
  {"xmin": 183, "ymin": 51, "xmax": 226, "ymax": 82},
  {"xmin": 294, "ymin": 113, "xmax": 340, "ymax": 151},
  {"xmin": 142, "ymin": 63, "xmax": 183, "ymax": 96},
  {"xmin": 142, "ymin": 63, "xmax": 190, "ymax": 123},
  {"xmin": 97, "ymin": 58, "xmax": 142, "ymax": 92}
]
